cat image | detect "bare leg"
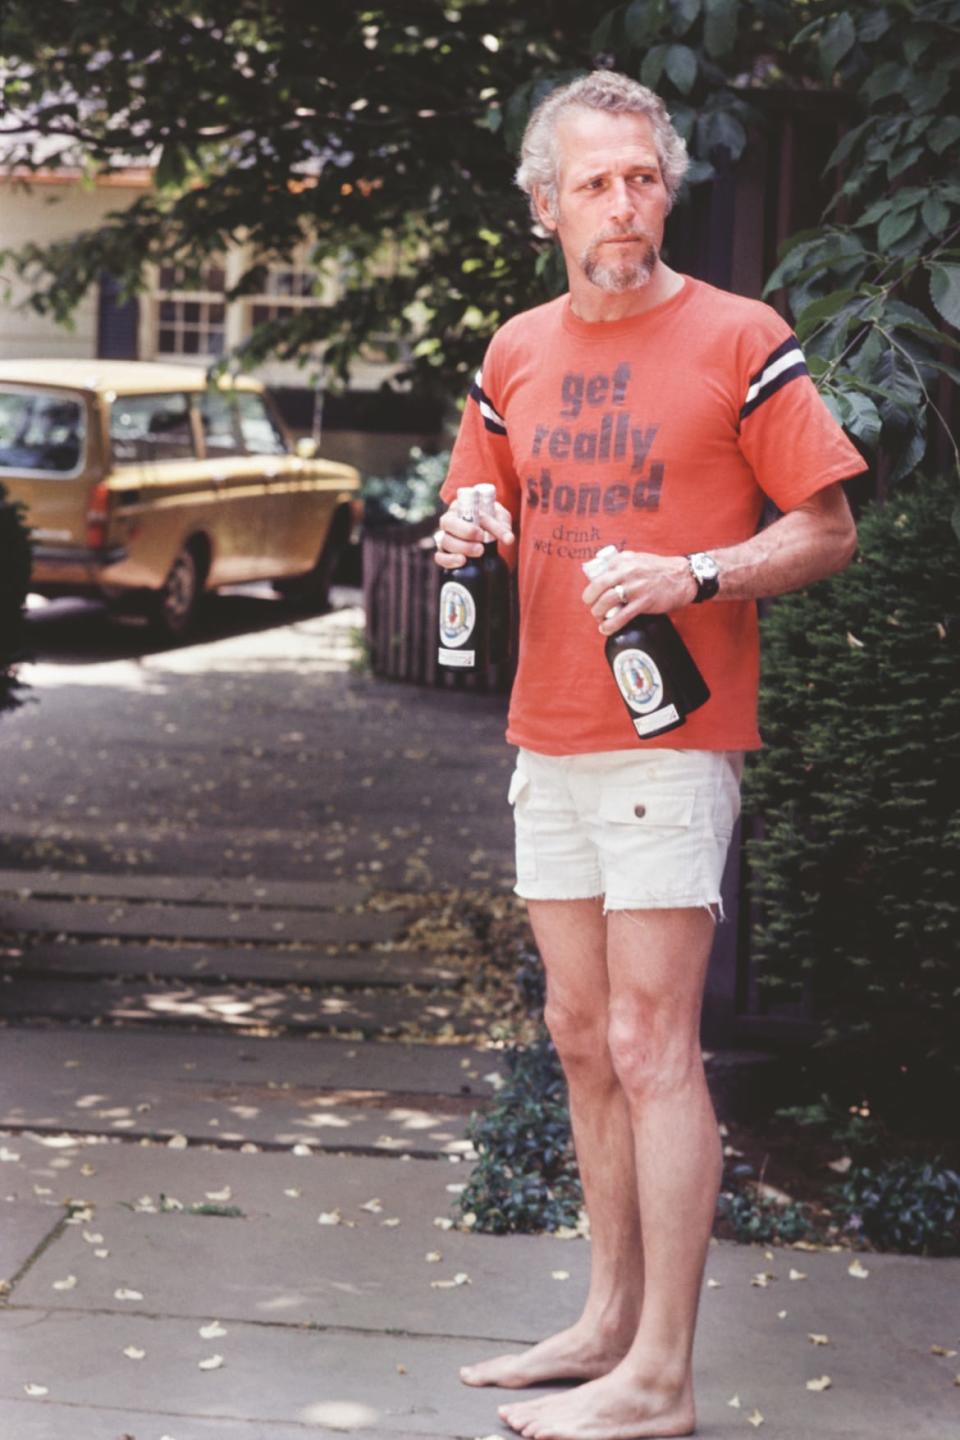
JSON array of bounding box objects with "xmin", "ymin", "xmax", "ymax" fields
[
  {"xmin": 500, "ymin": 906, "xmax": 719, "ymax": 1439},
  {"xmin": 461, "ymin": 896, "xmax": 644, "ymax": 1389}
]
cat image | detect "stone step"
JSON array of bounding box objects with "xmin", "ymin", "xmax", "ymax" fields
[
  {"xmin": 0, "ymin": 868, "xmax": 370, "ymax": 910},
  {"xmin": 0, "ymin": 976, "xmax": 489, "ymax": 1040},
  {"xmin": 0, "ymin": 1025, "xmax": 506, "ymax": 1099},
  {"xmin": 1, "ymin": 897, "xmax": 411, "ymax": 945},
  {"xmin": 11, "ymin": 941, "xmax": 462, "ymax": 990}
]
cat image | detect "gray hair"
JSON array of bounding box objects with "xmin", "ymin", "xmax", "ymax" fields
[{"xmin": 515, "ymin": 70, "xmax": 690, "ymax": 221}]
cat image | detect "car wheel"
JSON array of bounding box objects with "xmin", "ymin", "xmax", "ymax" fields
[{"xmin": 150, "ymin": 542, "xmax": 204, "ymax": 639}]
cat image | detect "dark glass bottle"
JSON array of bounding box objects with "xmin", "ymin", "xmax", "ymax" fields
[
  {"xmin": 438, "ymin": 487, "xmax": 485, "ymax": 670},
  {"xmin": 582, "ymin": 545, "xmax": 710, "ymax": 739},
  {"xmin": 474, "ymin": 482, "xmax": 510, "ymax": 665}
]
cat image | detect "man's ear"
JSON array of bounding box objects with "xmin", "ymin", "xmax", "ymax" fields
[{"xmin": 532, "ymin": 185, "xmax": 558, "ymax": 233}]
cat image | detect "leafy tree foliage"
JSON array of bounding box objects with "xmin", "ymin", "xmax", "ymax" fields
[{"xmin": 1, "ymin": 1, "xmax": 957, "ymax": 485}]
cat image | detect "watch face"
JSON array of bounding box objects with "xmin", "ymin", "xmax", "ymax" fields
[{"xmin": 692, "ymin": 553, "xmax": 719, "ymax": 581}]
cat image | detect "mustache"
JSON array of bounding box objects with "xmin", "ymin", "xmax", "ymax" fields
[{"xmin": 593, "ymin": 224, "xmax": 655, "ymax": 245}]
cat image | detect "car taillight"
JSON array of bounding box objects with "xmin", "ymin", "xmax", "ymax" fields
[{"xmin": 86, "ymin": 481, "xmax": 111, "ymax": 549}]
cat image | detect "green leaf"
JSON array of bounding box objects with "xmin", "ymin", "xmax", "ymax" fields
[
  {"xmin": 795, "ymin": 288, "xmax": 858, "ymax": 343},
  {"xmin": 929, "ymin": 116, "xmax": 960, "ymax": 156},
  {"xmin": 669, "ymin": 0, "xmax": 701, "ymax": 35},
  {"xmin": 857, "ymin": 7, "xmax": 892, "ymax": 44},
  {"xmin": 664, "ymin": 43, "xmax": 698, "ymax": 94},
  {"xmin": 697, "ymin": 106, "xmax": 747, "ymax": 161},
  {"xmin": 877, "ymin": 207, "xmax": 918, "ymax": 249},
  {"xmin": 887, "ymin": 144, "xmax": 923, "ymax": 180},
  {"xmin": 625, "ymin": 0, "xmax": 667, "ymax": 47},
  {"xmin": 826, "ymin": 117, "xmax": 876, "ymax": 173},
  {"xmin": 819, "ymin": 12, "xmax": 856, "ymax": 82},
  {"xmin": 835, "ymin": 389, "xmax": 883, "ymax": 449},
  {"xmin": 703, "ymin": 0, "xmax": 738, "ymax": 59},
  {"xmin": 640, "ymin": 43, "xmax": 669, "ymax": 89},
  {"xmin": 921, "ymin": 194, "xmax": 951, "ymax": 236},
  {"xmin": 928, "ymin": 263, "xmax": 960, "ymax": 329},
  {"xmin": 155, "ymin": 143, "xmax": 188, "ymax": 190},
  {"xmin": 862, "ymin": 62, "xmax": 911, "ymax": 105}
]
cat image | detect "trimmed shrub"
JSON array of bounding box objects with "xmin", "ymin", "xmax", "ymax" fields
[
  {"xmin": 745, "ymin": 472, "xmax": 960, "ymax": 1129},
  {"xmin": 0, "ymin": 482, "xmax": 31, "ymax": 714}
]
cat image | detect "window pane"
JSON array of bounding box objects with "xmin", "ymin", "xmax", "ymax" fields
[
  {"xmin": 209, "ymin": 303, "xmax": 225, "ymax": 324},
  {"xmin": 157, "ymin": 329, "xmax": 177, "ymax": 353},
  {"xmin": 207, "ymin": 329, "xmax": 225, "ymax": 356},
  {"xmin": 235, "ymin": 392, "xmax": 286, "ymax": 455},
  {"xmin": 183, "ymin": 302, "xmax": 200, "ymax": 324},
  {"xmin": 200, "ymin": 390, "xmax": 244, "ymax": 456},
  {"xmin": 159, "ymin": 300, "xmax": 176, "ymax": 322},
  {"xmin": 110, "ymin": 393, "xmax": 195, "ymax": 463},
  {"xmin": 206, "ymin": 267, "xmax": 226, "ymax": 292},
  {"xmin": 181, "ymin": 330, "xmax": 200, "ymax": 354},
  {"xmin": 0, "ymin": 388, "xmax": 85, "ymax": 474}
]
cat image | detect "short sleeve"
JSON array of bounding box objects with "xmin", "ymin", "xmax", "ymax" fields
[
  {"xmin": 440, "ymin": 334, "xmax": 522, "ymax": 523},
  {"xmin": 736, "ymin": 316, "xmax": 867, "ymax": 512}
]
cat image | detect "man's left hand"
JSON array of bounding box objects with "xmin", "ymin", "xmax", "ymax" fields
[{"xmin": 581, "ymin": 551, "xmax": 698, "ymax": 634}]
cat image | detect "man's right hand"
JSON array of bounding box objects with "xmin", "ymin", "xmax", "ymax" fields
[{"xmin": 433, "ymin": 500, "xmax": 515, "ymax": 570}]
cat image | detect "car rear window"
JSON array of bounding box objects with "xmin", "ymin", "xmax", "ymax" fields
[
  {"xmin": 110, "ymin": 392, "xmax": 195, "ymax": 463},
  {"xmin": 0, "ymin": 387, "xmax": 85, "ymax": 475},
  {"xmin": 235, "ymin": 392, "xmax": 287, "ymax": 456}
]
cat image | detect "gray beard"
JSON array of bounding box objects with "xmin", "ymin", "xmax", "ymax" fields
[{"xmin": 582, "ymin": 237, "xmax": 659, "ymax": 293}]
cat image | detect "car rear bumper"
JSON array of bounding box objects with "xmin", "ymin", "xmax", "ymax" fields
[{"xmin": 30, "ymin": 544, "xmax": 129, "ymax": 592}]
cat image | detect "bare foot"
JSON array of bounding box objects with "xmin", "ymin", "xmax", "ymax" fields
[
  {"xmin": 459, "ymin": 1321, "xmax": 631, "ymax": 1390},
  {"xmin": 498, "ymin": 1360, "xmax": 695, "ymax": 1439}
]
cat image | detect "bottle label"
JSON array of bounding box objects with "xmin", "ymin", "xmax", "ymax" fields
[
  {"xmin": 438, "ymin": 647, "xmax": 476, "ymax": 667},
  {"xmin": 635, "ymin": 704, "xmax": 680, "ymax": 736},
  {"xmin": 439, "ymin": 581, "xmax": 476, "ymax": 649},
  {"xmin": 613, "ymin": 648, "xmax": 664, "ymax": 715}
]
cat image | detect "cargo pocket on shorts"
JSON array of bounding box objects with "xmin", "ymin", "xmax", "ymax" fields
[
  {"xmin": 598, "ymin": 784, "xmax": 700, "ymax": 901},
  {"xmin": 507, "ymin": 764, "xmax": 538, "ymax": 883}
]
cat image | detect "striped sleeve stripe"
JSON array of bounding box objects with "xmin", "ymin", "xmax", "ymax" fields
[
  {"xmin": 469, "ymin": 369, "xmax": 507, "ymax": 436},
  {"xmin": 740, "ymin": 337, "xmax": 809, "ymax": 420}
]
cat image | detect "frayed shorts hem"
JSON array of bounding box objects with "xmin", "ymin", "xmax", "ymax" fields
[{"xmin": 514, "ymin": 881, "xmax": 725, "ymax": 920}]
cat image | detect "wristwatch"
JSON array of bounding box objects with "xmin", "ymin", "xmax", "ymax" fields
[{"xmin": 686, "ymin": 552, "xmax": 720, "ymax": 603}]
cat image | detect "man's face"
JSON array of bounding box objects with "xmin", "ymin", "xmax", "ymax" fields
[{"xmin": 535, "ymin": 108, "xmax": 670, "ymax": 295}]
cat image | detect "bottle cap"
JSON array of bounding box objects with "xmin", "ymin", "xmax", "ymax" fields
[
  {"xmin": 456, "ymin": 486, "xmax": 476, "ymax": 520},
  {"xmin": 582, "ymin": 544, "xmax": 619, "ymax": 579}
]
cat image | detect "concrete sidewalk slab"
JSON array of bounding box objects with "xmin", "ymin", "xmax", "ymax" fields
[
  {"xmin": 0, "ymin": 868, "xmax": 370, "ymax": 910},
  {"xmin": 0, "ymin": 1310, "xmax": 518, "ymax": 1439},
  {"xmin": 13, "ymin": 940, "xmax": 463, "ymax": 988},
  {"xmin": 0, "ymin": 1202, "xmax": 62, "ymax": 1285},
  {"xmin": 0, "ymin": 1026, "xmax": 506, "ymax": 1096},
  {"xmin": 0, "ymin": 977, "xmax": 486, "ymax": 1038},
  {"xmin": 1, "ymin": 896, "xmax": 412, "ymax": 945}
]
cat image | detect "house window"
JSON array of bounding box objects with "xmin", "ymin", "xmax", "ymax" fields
[
  {"xmin": 156, "ymin": 265, "xmax": 226, "ymax": 357},
  {"xmin": 249, "ymin": 266, "xmax": 322, "ymax": 328}
]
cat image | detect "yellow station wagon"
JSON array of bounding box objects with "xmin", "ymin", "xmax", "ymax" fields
[{"xmin": 0, "ymin": 360, "xmax": 362, "ymax": 637}]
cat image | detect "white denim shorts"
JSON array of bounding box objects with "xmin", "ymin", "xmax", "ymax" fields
[{"xmin": 508, "ymin": 746, "xmax": 744, "ymax": 915}]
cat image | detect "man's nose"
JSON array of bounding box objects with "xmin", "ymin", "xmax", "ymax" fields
[{"xmin": 606, "ymin": 177, "xmax": 638, "ymax": 222}]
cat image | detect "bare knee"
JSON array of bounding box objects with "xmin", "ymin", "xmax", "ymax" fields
[
  {"xmin": 607, "ymin": 1008, "xmax": 702, "ymax": 1102},
  {"xmin": 544, "ymin": 994, "xmax": 613, "ymax": 1080}
]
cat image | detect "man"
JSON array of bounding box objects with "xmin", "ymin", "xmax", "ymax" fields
[{"xmin": 434, "ymin": 70, "xmax": 863, "ymax": 1440}]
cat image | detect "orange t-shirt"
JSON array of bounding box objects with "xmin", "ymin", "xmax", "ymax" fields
[{"xmin": 441, "ymin": 277, "xmax": 866, "ymax": 754}]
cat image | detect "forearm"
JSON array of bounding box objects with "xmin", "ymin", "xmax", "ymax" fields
[
  {"xmin": 709, "ymin": 486, "xmax": 858, "ymax": 603},
  {"xmin": 585, "ymin": 481, "xmax": 858, "ymax": 634}
]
